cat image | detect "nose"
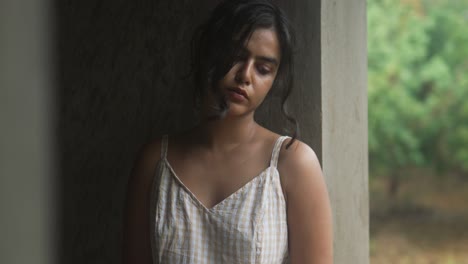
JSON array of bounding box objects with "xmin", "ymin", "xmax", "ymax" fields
[{"xmin": 234, "ymin": 60, "xmax": 253, "ymax": 85}]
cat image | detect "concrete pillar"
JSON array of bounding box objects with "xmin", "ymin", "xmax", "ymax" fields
[
  {"xmin": 321, "ymin": 1, "xmax": 369, "ymax": 263},
  {"xmin": 0, "ymin": 0, "xmax": 55, "ymax": 263},
  {"xmin": 266, "ymin": 1, "xmax": 369, "ymax": 263}
]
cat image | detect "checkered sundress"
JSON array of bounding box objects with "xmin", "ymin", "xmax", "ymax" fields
[{"xmin": 150, "ymin": 135, "xmax": 290, "ymax": 263}]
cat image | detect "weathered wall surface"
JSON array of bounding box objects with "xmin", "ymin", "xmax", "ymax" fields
[
  {"xmin": 56, "ymin": 1, "xmax": 217, "ymax": 263},
  {"xmin": 322, "ymin": 0, "xmax": 369, "ymax": 263},
  {"xmin": 56, "ymin": 1, "xmax": 323, "ymax": 262}
]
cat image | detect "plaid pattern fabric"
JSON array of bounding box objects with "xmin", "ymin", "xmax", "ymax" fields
[{"xmin": 150, "ymin": 135, "xmax": 290, "ymax": 264}]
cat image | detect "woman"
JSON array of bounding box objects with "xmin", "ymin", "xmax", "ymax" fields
[{"xmin": 123, "ymin": 0, "xmax": 333, "ymax": 263}]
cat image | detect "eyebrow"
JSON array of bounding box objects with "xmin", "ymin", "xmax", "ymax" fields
[
  {"xmin": 239, "ymin": 47, "xmax": 279, "ymax": 66},
  {"xmin": 256, "ymin": 56, "xmax": 279, "ymax": 66}
]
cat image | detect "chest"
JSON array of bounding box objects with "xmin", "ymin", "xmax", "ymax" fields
[
  {"xmin": 168, "ymin": 149, "xmax": 271, "ymax": 209},
  {"xmin": 152, "ymin": 160, "xmax": 290, "ymax": 264}
]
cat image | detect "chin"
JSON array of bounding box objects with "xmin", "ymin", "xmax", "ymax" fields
[{"xmin": 224, "ymin": 104, "xmax": 253, "ymax": 118}]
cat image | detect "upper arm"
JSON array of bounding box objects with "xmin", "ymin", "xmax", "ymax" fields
[
  {"xmin": 279, "ymin": 141, "xmax": 333, "ymax": 264},
  {"xmin": 122, "ymin": 139, "xmax": 162, "ymax": 264}
]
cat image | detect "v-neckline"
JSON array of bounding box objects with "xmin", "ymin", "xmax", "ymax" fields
[{"xmin": 162, "ymin": 158, "xmax": 277, "ymax": 212}]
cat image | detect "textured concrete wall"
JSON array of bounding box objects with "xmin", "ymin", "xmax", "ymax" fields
[
  {"xmin": 56, "ymin": 1, "xmax": 323, "ymax": 261},
  {"xmin": 322, "ymin": 0, "xmax": 369, "ymax": 263},
  {"xmin": 56, "ymin": 1, "xmax": 216, "ymax": 263}
]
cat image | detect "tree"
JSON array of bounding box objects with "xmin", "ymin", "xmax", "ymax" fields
[{"xmin": 368, "ymin": 0, "xmax": 468, "ymax": 196}]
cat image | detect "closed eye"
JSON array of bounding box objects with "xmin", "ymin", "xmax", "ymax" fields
[{"xmin": 257, "ymin": 64, "xmax": 272, "ymax": 75}]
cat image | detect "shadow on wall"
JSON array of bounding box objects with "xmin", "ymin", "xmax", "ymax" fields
[
  {"xmin": 54, "ymin": 1, "xmax": 320, "ymax": 263},
  {"xmin": 55, "ymin": 1, "xmax": 216, "ymax": 263}
]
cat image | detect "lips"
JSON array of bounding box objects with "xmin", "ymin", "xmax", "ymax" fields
[{"xmin": 228, "ymin": 87, "xmax": 248, "ymax": 99}]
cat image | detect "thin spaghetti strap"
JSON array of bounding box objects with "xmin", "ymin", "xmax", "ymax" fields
[
  {"xmin": 270, "ymin": 136, "xmax": 290, "ymax": 168},
  {"xmin": 161, "ymin": 135, "xmax": 168, "ymax": 159}
]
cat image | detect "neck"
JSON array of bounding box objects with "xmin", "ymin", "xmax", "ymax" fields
[{"xmin": 196, "ymin": 114, "xmax": 259, "ymax": 151}]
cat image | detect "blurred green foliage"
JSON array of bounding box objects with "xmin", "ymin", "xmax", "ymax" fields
[{"xmin": 368, "ymin": 0, "xmax": 468, "ymax": 178}]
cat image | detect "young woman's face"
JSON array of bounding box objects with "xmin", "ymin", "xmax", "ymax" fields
[{"xmin": 217, "ymin": 28, "xmax": 281, "ymax": 117}]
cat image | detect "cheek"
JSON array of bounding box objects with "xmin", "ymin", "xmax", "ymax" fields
[
  {"xmin": 252, "ymin": 81, "xmax": 274, "ymax": 106},
  {"xmin": 259, "ymin": 78, "xmax": 275, "ymax": 94}
]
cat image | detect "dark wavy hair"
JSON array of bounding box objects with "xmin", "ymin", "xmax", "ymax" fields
[{"xmin": 191, "ymin": 0, "xmax": 298, "ymax": 147}]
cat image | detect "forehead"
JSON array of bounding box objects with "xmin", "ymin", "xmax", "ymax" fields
[{"xmin": 244, "ymin": 28, "xmax": 281, "ymax": 61}]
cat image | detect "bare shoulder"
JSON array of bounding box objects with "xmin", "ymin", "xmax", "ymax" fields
[
  {"xmin": 280, "ymin": 138, "xmax": 320, "ymax": 165},
  {"xmin": 123, "ymin": 136, "xmax": 164, "ymax": 264},
  {"xmin": 126, "ymin": 136, "xmax": 165, "ymax": 201},
  {"xmin": 133, "ymin": 137, "xmax": 164, "ymax": 176},
  {"xmin": 127, "ymin": 137, "xmax": 164, "ymax": 189},
  {"xmin": 277, "ymin": 138, "xmax": 333, "ymax": 263},
  {"xmin": 277, "ymin": 139, "xmax": 322, "ymax": 195}
]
